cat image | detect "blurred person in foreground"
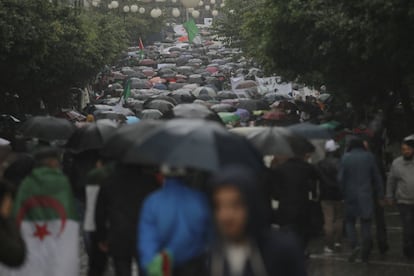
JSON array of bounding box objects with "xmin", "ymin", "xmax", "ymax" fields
[
  {"xmin": 271, "ymin": 151, "xmax": 321, "ymax": 251},
  {"xmin": 96, "ymin": 163, "xmax": 159, "ymax": 276},
  {"xmin": 0, "ymin": 181, "xmax": 25, "ymax": 267},
  {"xmin": 317, "ymin": 140, "xmax": 343, "ymax": 254},
  {"xmin": 138, "ymin": 166, "xmax": 212, "ymax": 276},
  {"xmin": 0, "ymin": 147, "xmax": 79, "ymax": 276},
  {"xmin": 386, "ymin": 137, "xmax": 414, "ymax": 259},
  {"xmin": 339, "ymin": 139, "xmax": 384, "ymax": 263},
  {"xmin": 208, "ymin": 166, "xmax": 306, "ymax": 276}
]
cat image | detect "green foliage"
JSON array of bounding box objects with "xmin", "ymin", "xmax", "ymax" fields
[
  {"xmin": 217, "ymin": 0, "xmax": 414, "ymax": 128},
  {"xmin": 0, "ymin": 0, "xmax": 128, "ymax": 113}
]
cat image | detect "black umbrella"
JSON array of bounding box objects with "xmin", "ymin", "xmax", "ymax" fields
[
  {"xmin": 101, "ymin": 120, "xmax": 163, "ymax": 159},
  {"xmin": 19, "ymin": 116, "xmax": 75, "ymax": 141},
  {"xmin": 66, "ymin": 119, "xmax": 118, "ymax": 153},
  {"xmin": 173, "ymin": 104, "xmax": 222, "ymax": 122},
  {"xmin": 238, "ymin": 99, "xmax": 269, "ymax": 112},
  {"xmin": 149, "ymin": 96, "xmax": 178, "ymax": 106},
  {"xmin": 144, "ymin": 100, "xmax": 175, "ymax": 114},
  {"xmin": 122, "ymin": 119, "xmax": 264, "ymax": 172},
  {"xmin": 140, "ymin": 109, "xmax": 163, "ymax": 120},
  {"xmin": 288, "ymin": 122, "xmax": 333, "ymax": 140},
  {"xmin": 231, "ymin": 127, "xmax": 315, "ymax": 157},
  {"xmin": 217, "ymin": 91, "xmax": 238, "ymax": 100},
  {"xmin": 211, "ymin": 103, "xmax": 237, "ymax": 113}
]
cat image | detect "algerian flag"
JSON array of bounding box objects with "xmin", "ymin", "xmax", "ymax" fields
[
  {"xmin": 139, "ymin": 37, "xmax": 145, "ymax": 60},
  {"xmin": 0, "ymin": 167, "xmax": 79, "ymax": 276},
  {"xmin": 183, "ymin": 19, "xmax": 200, "ymax": 44}
]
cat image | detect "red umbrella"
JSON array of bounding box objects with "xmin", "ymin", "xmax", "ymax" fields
[
  {"xmin": 262, "ymin": 110, "xmax": 286, "ymax": 121},
  {"xmin": 139, "ymin": 59, "xmax": 156, "ymax": 66},
  {"xmin": 206, "ymin": 66, "xmax": 219, "ymax": 74}
]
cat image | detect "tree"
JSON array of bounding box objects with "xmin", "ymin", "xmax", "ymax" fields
[
  {"xmin": 0, "ymin": 0, "xmax": 128, "ymax": 114},
  {"xmin": 217, "ymin": 0, "xmax": 414, "ymax": 132}
]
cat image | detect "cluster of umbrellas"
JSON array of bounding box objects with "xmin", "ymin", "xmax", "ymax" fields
[
  {"xmin": 92, "ymin": 40, "xmax": 319, "ymax": 126},
  {"xmin": 18, "ymin": 115, "xmax": 335, "ymax": 174}
]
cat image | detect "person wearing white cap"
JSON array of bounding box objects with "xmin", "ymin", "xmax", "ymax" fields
[{"xmin": 317, "ymin": 140, "xmax": 343, "ymax": 254}]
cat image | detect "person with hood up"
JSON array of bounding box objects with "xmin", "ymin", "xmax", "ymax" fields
[
  {"xmin": 138, "ymin": 166, "xmax": 212, "ymax": 276},
  {"xmin": 386, "ymin": 136, "xmax": 414, "ymax": 258},
  {"xmin": 208, "ymin": 166, "xmax": 306, "ymax": 276},
  {"xmin": 339, "ymin": 139, "xmax": 384, "ymax": 263}
]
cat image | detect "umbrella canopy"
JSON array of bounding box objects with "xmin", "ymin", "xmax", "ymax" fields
[
  {"xmin": 234, "ymin": 109, "xmax": 250, "ymax": 122},
  {"xmin": 173, "ymin": 104, "xmax": 222, "ymax": 122},
  {"xmin": 122, "ymin": 119, "xmax": 264, "ymax": 172},
  {"xmin": 150, "ymin": 77, "xmax": 167, "ymax": 84},
  {"xmin": 101, "ymin": 120, "xmax": 162, "ymax": 159},
  {"xmin": 238, "ymin": 99, "xmax": 269, "ymax": 112},
  {"xmin": 263, "ymin": 93, "xmax": 292, "ymax": 105},
  {"xmin": 262, "ymin": 110, "xmax": 286, "ymax": 121},
  {"xmin": 231, "ymin": 127, "xmax": 315, "ymax": 157},
  {"xmin": 131, "ymin": 79, "xmax": 152, "ymax": 89},
  {"xmin": 144, "ymin": 99, "xmax": 175, "ymax": 114},
  {"xmin": 19, "ymin": 116, "xmax": 75, "ymax": 141},
  {"xmin": 192, "ymin": 86, "xmax": 217, "ymax": 98},
  {"xmin": 139, "ymin": 59, "xmax": 156, "ymax": 66},
  {"xmin": 140, "ymin": 109, "xmax": 163, "ymax": 120},
  {"xmin": 211, "ymin": 103, "xmax": 237, "ymax": 113},
  {"xmin": 320, "ymin": 121, "xmax": 341, "ymax": 130},
  {"xmin": 66, "ymin": 119, "xmax": 118, "ymax": 153},
  {"xmin": 218, "ymin": 112, "xmax": 240, "ymax": 124},
  {"xmin": 217, "ymin": 91, "xmax": 238, "ymax": 100},
  {"xmin": 235, "ymin": 80, "xmax": 257, "ymax": 89},
  {"xmin": 288, "ymin": 122, "xmax": 333, "ymax": 139}
]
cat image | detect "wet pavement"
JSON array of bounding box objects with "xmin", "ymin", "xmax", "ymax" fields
[
  {"xmin": 80, "ymin": 207, "xmax": 414, "ymax": 276},
  {"xmin": 308, "ymin": 207, "xmax": 414, "ymax": 275}
]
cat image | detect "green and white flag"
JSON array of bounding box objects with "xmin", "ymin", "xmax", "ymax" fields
[
  {"xmin": 123, "ymin": 79, "xmax": 131, "ymax": 101},
  {"xmin": 0, "ymin": 167, "xmax": 79, "ymax": 276},
  {"xmin": 183, "ymin": 19, "xmax": 201, "ymax": 44}
]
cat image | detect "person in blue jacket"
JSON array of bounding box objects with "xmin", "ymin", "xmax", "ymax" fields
[{"xmin": 138, "ymin": 166, "xmax": 211, "ymax": 276}]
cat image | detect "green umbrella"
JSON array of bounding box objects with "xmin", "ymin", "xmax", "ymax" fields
[
  {"xmin": 218, "ymin": 112, "xmax": 240, "ymax": 124},
  {"xmin": 320, "ymin": 121, "xmax": 341, "ymax": 130}
]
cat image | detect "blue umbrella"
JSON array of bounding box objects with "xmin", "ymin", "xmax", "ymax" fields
[
  {"xmin": 234, "ymin": 108, "xmax": 250, "ymax": 122},
  {"xmin": 154, "ymin": 83, "xmax": 168, "ymax": 90},
  {"xmin": 126, "ymin": 116, "xmax": 140, "ymax": 125}
]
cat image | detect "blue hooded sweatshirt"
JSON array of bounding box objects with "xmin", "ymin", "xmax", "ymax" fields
[{"xmin": 138, "ymin": 177, "xmax": 211, "ymax": 270}]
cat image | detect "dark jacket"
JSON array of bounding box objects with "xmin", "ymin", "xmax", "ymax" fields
[
  {"xmin": 317, "ymin": 155, "xmax": 342, "ymax": 201},
  {"xmin": 209, "ymin": 166, "xmax": 307, "ymax": 276},
  {"xmin": 0, "ymin": 217, "xmax": 25, "ymax": 267},
  {"xmin": 95, "ymin": 164, "xmax": 158, "ymax": 258},
  {"xmin": 339, "ymin": 148, "xmax": 384, "ymax": 219},
  {"xmin": 271, "ymin": 159, "xmax": 319, "ymax": 225}
]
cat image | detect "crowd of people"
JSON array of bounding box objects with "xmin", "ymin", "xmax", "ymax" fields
[{"xmin": 0, "ymin": 38, "xmax": 414, "ymax": 276}]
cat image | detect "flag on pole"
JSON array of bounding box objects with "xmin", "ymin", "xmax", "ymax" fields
[
  {"xmin": 123, "ymin": 79, "xmax": 131, "ymax": 101},
  {"xmin": 139, "ymin": 37, "xmax": 145, "ymax": 59},
  {"xmin": 0, "ymin": 167, "xmax": 79, "ymax": 276},
  {"xmin": 183, "ymin": 19, "xmax": 200, "ymax": 44}
]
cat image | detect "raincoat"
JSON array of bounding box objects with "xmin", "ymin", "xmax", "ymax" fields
[{"xmin": 339, "ymin": 148, "xmax": 383, "ymax": 219}]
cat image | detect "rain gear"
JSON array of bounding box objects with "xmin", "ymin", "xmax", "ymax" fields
[
  {"xmin": 138, "ymin": 177, "xmax": 212, "ymax": 272},
  {"xmin": 339, "ymin": 148, "xmax": 384, "ymax": 219},
  {"xmin": 208, "ymin": 166, "xmax": 306, "ymax": 276}
]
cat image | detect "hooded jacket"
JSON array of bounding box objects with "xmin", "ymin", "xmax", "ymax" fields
[
  {"xmin": 208, "ymin": 166, "xmax": 307, "ymax": 276},
  {"xmin": 138, "ymin": 177, "xmax": 212, "ymax": 271}
]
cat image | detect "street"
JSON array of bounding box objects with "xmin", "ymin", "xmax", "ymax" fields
[{"xmin": 78, "ymin": 208, "xmax": 414, "ymax": 276}]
